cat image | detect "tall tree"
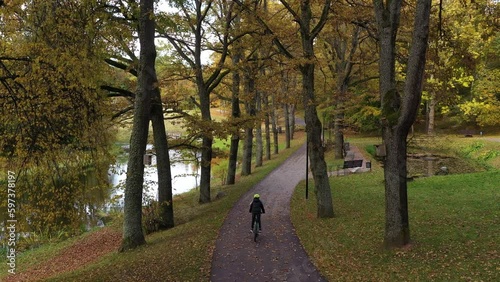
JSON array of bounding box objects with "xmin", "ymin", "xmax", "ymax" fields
[
  {"xmin": 326, "ymin": 24, "xmax": 361, "ymax": 158},
  {"xmin": 316, "ymin": 0, "xmax": 378, "ymax": 152},
  {"xmin": 158, "ymin": 0, "xmax": 233, "ymax": 203},
  {"xmin": 100, "ymin": 0, "xmax": 176, "ymax": 232},
  {"xmin": 225, "ymin": 40, "xmax": 242, "ymax": 185},
  {"xmin": 120, "ymin": 0, "xmax": 157, "ymax": 251},
  {"xmin": 240, "ymin": 64, "xmax": 257, "ymax": 176},
  {"xmin": 280, "ymin": 0, "xmax": 334, "ymax": 217},
  {"xmin": 102, "ymin": 0, "xmax": 179, "ymax": 231},
  {"xmin": 282, "ymin": 71, "xmax": 292, "ymax": 149},
  {"xmin": 151, "ymin": 79, "xmax": 174, "ymax": 230},
  {"xmin": 255, "ymin": 89, "xmax": 263, "ymax": 167},
  {"xmin": 373, "ymin": 0, "xmax": 431, "ymax": 248}
]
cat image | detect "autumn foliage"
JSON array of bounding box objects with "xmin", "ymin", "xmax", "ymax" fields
[{"xmin": 0, "ymin": 0, "xmax": 114, "ymax": 235}]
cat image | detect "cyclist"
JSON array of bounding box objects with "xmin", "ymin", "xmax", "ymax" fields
[{"xmin": 249, "ymin": 194, "xmax": 265, "ymax": 232}]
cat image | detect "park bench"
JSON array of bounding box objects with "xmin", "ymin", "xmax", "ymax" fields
[
  {"xmin": 343, "ymin": 159, "xmax": 363, "ymax": 169},
  {"xmin": 338, "ymin": 159, "xmax": 363, "ymax": 175}
]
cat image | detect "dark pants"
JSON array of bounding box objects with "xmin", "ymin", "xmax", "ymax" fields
[{"xmin": 251, "ymin": 213, "xmax": 262, "ymax": 230}]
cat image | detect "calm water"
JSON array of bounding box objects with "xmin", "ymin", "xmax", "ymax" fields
[{"xmin": 107, "ymin": 149, "xmax": 200, "ymax": 210}]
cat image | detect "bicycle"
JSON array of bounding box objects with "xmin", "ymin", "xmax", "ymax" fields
[
  {"xmin": 252, "ymin": 218, "xmax": 260, "ymax": 242},
  {"xmin": 249, "ymin": 193, "xmax": 265, "ymax": 242}
]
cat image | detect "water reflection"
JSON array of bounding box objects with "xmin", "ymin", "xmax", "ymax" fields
[{"xmin": 107, "ymin": 148, "xmax": 200, "ymax": 211}]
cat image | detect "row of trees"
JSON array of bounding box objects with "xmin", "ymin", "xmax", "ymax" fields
[
  {"xmin": 107, "ymin": 0, "xmax": 500, "ymax": 250},
  {"xmin": 1, "ymin": 0, "xmax": 498, "ymax": 251}
]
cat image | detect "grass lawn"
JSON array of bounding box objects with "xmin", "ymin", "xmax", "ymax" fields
[
  {"xmin": 0, "ymin": 133, "xmax": 306, "ymax": 282},
  {"xmin": 2, "ymin": 133, "xmax": 497, "ymax": 281},
  {"xmin": 291, "ymin": 139, "xmax": 499, "ymax": 281}
]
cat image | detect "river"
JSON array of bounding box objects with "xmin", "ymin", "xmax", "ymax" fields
[{"xmin": 107, "ymin": 147, "xmax": 200, "ymax": 211}]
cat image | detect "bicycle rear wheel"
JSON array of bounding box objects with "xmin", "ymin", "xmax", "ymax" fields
[{"xmin": 253, "ymin": 221, "xmax": 259, "ymax": 242}]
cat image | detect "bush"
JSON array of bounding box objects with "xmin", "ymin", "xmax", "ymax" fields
[{"xmin": 142, "ymin": 201, "xmax": 162, "ymax": 235}]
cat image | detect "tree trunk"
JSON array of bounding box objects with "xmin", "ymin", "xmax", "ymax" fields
[
  {"xmin": 198, "ymin": 80, "xmax": 212, "ymax": 203},
  {"xmin": 258, "ymin": 0, "xmax": 271, "ymax": 161},
  {"xmin": 333, "ymin": 82, "xmax": 347, "ymax": 159},
  {"xmin": 427, "ymin": 93, "xmax": 436, "ymax": 135},
  {"xmin": 226, "ymin": 52, "xmax": 241, "ymax": 185},
  {"xmin": 271, "ymin": 93, "xmax": 278, "ymax": 154},
  {"xmin": 161, "ymin": 0, "xmax": 231, "ymax": 203},
  {"xmin": 333, "ymin": 112, "xmax": 344, "ymax": 159},
  {"xmin": 302, "ymin": 62, "xmax": 335, "ymax": 218},
  {"xmin": 284, "ymin": 103, "xmax": 291, "ymax": 148},
  {"xmin": 241, "ymin": 126, "xmax": 253, "ymax": 176},
  {"xmin": 195, "ymin": 16, "xmax": 214, "ymax": 204},
  {"xmin": 227, "ymin": 134, "xmax": 239, "ymax": 185},
  {"xmin": 264, "ymin": 94, "xmax": 271, "ymax": 160},
  {"xmin": 280, "ymin": 70, "xmax": 291, "ymax": 149},
  {"xmin": 255, "ymin": 91, "xmax": 263, "ymax": 167},
  {"xmin": 333, "ymin": 71, "xmax": 347, "ymax": 159},
  {"xmin": 290, "ymin": 104, "xmax": 296, "ymax": 140},
  {"xmin": 382, "ymin": 130, "xmax": 411, "ymax": 247},
  {"xmin": 255, "ymin": 124, "xmax": 263, "ymax": 167},
  {"xmin": 328, "ymin": 25, "xmax": 360, "ymax": 159},
  {"xmin": 298, "ymin": 0, "xmax": 334, "ymax": 218},
  {"xmin": 151, "ymin": 92, "xmax": 174, "ymax": 229},
  {"xmin": 374, "ymin": 0, "xmax": 431, "ymax": 248},
  {"xmin": 199, "ymin": 133, "xmax": 212, "ymax": 203},
  {"xmin": 241, "ymin": 71, "xmax": 256, "ymax": 176},
  {"xmin": 120, "ymin": 0, "xmax": 154, "ymax": 251}
]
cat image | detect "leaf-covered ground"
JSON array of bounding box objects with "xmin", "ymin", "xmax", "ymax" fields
[
  {"xmin": 0, "ymin": 133, "xmax": 308, "ymax": 281},
  {"xmin": 4, "ymin": 228, "xmax": 121, "ymax": 282},
  {"xmin": 3, "ymin": 135, "xmax": 497, "ymax": 281},
  {"xmin": 291, "ymin": 164, "xmax": 500, "ymax": 281}
]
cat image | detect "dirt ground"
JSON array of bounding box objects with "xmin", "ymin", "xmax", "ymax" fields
[{"xmin": 210, "ymin": 143, "xmax": 327, "ymax": 281}]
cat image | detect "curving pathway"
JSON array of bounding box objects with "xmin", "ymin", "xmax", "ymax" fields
[{"xmin": 210, "ymin": 143, "xmax": 327, "ymax": 281}]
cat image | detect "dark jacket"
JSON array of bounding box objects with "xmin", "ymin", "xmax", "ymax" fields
[{"xmin": 249, "ymin": 198, "xmax": 265, "ymax": 214}]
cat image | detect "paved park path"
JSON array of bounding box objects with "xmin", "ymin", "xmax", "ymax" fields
[{"xmin": 210, "ymin": 143, "xmax": 327, "ymax": 281}]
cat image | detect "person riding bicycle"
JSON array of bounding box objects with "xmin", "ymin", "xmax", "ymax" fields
[{"xmin": 249, "ymin": 194, "xmax": 265, "ymax": 232}]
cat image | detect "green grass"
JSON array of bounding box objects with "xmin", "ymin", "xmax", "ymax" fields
[
  {"xmin": 2, "ymin": 134, "xmax": 306, "ymax": 282},
  {"xmin": 212, "ymin": 132, "xmax": 299, "ymax": 185},
  {"xmin": 291, "ymin": 145, "xmax": 499, "ymax": 281},
  {"xmin": 3, "ymin": 133, "xmax": 498, "ymax": 281}
]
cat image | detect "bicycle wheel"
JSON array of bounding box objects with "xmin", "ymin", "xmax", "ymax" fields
[{"xmin": 253, "ymin": 221, "xmax": 259, "ymax": 242}]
